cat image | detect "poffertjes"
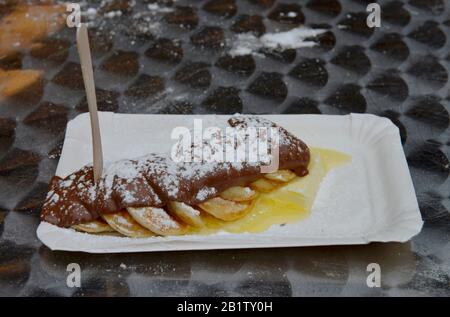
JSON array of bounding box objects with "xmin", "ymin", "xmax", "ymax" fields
[{"xmin": 40, "ymin": 115, "xmax": 311, "ymax": 237}]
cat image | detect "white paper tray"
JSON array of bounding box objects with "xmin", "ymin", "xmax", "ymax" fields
[{"xmin": 37, "ymin": 113, "xmax": 423, "ymax": 253}]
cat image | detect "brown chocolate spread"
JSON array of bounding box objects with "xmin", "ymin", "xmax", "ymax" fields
[{"xmin": 40, "ymin": 116, "xmax": 310, "ymax": 227}]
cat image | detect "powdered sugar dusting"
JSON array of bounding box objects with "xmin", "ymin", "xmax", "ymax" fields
[
  {"xmin": 42, "ymin": 114, "xmax": 309, "ymax": 226},
  {"xmin": 149, "ymin": 208, "xmax": 180, "ymax": 229},
  {"xmin": 196, "ymin": 187, "xmax": 217, "ymax": 201},
  {"xmin": 229, "ymin": 27, "xmax": 326, "ymax": 56},
  {"xmin": 181, "ymin": 203, "xmax": 200, "ymax": 217},
  {"xmin": 102, "ymin": 159, "xmax": 141, "ymax": 199},
  {"xmin": 132, "ymin": 207, "xmax": 180, "ymax": 230}
]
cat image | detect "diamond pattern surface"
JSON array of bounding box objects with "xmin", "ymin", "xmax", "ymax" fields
[{"xmin": 0, "ymin": 0, "xmax": 449, "ymax": 296}]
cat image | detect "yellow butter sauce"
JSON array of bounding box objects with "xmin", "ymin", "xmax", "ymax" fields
[{"xmin": 188, "ymin": 148, "xmax": 351, "ymax": 235}]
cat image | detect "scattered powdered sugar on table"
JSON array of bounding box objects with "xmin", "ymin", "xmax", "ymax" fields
[
  {"xmin": 229, "ymin": 27, "xmax": 326, "ymax": 56},
  {"xmin": 146, "ymin": 3, "xmax": 174, "ymax": 13},
  {"xmin": 78, "ymin": 0, "xmax": 166, "ymax": 38}
]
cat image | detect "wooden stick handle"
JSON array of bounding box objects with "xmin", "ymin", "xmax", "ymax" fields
[{"xmin": 76, "ymin": 24, "xmax": 103, "ymax": 182}]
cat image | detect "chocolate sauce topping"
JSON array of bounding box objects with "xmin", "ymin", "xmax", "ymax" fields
[{"xmin": 41, "ymin": 116, "xmax": 310, "ymax": 227}]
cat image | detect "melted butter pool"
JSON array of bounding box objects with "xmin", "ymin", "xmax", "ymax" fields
[{"xmin": 189, "ymin": 148, "xmax": 351, "ymax": 235}]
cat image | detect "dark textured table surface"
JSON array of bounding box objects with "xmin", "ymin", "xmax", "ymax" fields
[{"xmin": 0, "ymin": 0, "xmax": 449, "ymax": 296}]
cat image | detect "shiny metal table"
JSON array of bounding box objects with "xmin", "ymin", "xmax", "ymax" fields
[{"xmin": 0, "ymin": 0, "xmax": 449, "ymax": 296}]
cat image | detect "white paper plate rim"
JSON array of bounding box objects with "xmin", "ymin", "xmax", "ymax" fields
[{"xmin": 36, "ymin": 113, "xmax": 423, "ymax": 253}]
